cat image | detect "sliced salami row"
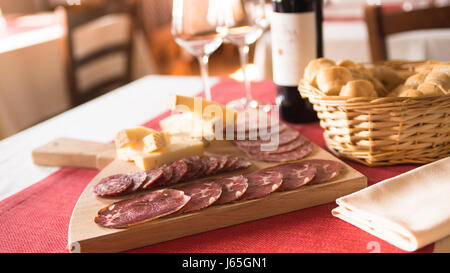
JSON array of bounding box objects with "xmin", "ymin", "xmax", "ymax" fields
[
  {"xmin": 235, "ymin": 125, "xmax": 314, "ymax": 163},
  {"xmin": 93, "ymin": 155, "xmax": 252, "ymax": 197},
  {"xmin": 95, "ymin": 176, "xmax": 249, "ymax": 229},
  {"xmin": 95, "ymin": 159, "xmax": 342, "ymax": 229}
]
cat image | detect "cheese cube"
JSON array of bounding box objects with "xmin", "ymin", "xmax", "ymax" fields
[
  {"xmin": 143, "ymin": 131, "xmax": 170, "ymax": 152},
  {"xmin": 116, "ymin": 146, "xmax": 135, "ymax": 162},
  {"xmin": 114, "ymin": 127, "xmax": 153, "ymax": 149}
]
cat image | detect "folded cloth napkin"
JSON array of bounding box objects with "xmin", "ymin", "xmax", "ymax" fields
[{"xmin": 332, "ymin": 157, "xmax": 450, "ymax": 252}]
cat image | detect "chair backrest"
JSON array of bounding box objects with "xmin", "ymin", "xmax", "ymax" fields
[
  {"xmin": 137, "ymin": 0, "xmax": 180, "ymax": 74},
  {"xmin": 138, "ymin": 0, "xmax": 172, "ymax": 34},
  {"xmin": 63, "ymin": 0, "xmax": 136, "ymax": 106},
  {"xmin": 364, "ymin": 4, "xmax": 450, "ymax": 62}
]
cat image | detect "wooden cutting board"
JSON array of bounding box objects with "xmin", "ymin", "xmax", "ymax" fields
[
  {"xmin": 32, "ymin": 137, "xmax": 116, "ymax": 170},
  {"xmin": 42, "ymin": 138, "xmax": 368, "ymax": 253}
]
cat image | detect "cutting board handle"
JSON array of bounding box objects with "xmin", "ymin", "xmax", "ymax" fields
[{"xmin": 32, "ymin": 137, "xmax": 116, "ymax": 170}]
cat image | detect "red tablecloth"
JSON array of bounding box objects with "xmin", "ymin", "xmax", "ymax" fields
[{"xmin": 0, "ymin": 79, "xmax": 433, "ymax": 253}]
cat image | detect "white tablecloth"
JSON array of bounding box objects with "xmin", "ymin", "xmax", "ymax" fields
[
  {"xmin": 254, "ymin": 20, "xmax": 450, "ymax": 79},
  {"xmin": 0, "ymin": 12, "xmax": 157, "ymax": 139},
  {"xmin": 0, "ymin": 75, "xmax": 217, "ymax": 202}
]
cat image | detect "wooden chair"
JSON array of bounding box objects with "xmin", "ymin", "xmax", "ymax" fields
[
  {"xmin": 364, "ymin": 4, "xmax": 450, "ymax": 62},
  {"xmin": 63, "ymin": 0, "xmax": 136, "ymax": 106}
]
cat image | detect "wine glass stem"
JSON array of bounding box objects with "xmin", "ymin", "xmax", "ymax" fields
[
  {"xmin": 238, "ymin": 44, "xmax": 252, "ymax": 102},
  {"xmin": 197, "ymin": 54, "xmax": 212, "ymax": 101}
]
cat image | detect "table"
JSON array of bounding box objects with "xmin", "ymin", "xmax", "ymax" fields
[
  {"xmin": 0, "ymin": 75, "xmax": 449, "ymax": 253},
  {"xmin": 254, "ymin": 20, "xmax": 450, "ymax": 79},
  {"xmin": 0, "ymin": 12, "xmax": 156, "ymax": 139}
]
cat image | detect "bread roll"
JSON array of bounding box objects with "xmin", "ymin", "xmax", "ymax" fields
[
  {"xmin": 431, "ymin": 64, "xmax": 450, "ymax": 75},
  {"xmin": 347, "ymin": 65, "xmax": 388, "ymax": 96},
  {"xmin": 339, "ymin": 80, "xmax": 378, "ymax": 97},
  {"xmin": 347, "ymin": 65, "xmax": 368, "ymax": 80},
  {"xmin": 424, "ymin": 72, "xmax": 450, "ymax": 91},
  {"xmin": 415, "ymin": 61, "xmax": 441, "ymax": 74},
  {"xmin": 387, "ymin": 84, "xmax": 408, "ymax": 97},
  {"xmin": 405, "ymin": 71, "xmax": 429, "ymax": 88},
  {"xmin": 368, "ymin": 66, "xmax": 405, "ymax": 91},
  {"xmin": 337, "ymin": 59, "xmax": 357, "ymax": 68},
  {"xmin": 417, "ymin": 82, "xmax": 446, "ymax": 96},
  {"xmin": 399, "ymin": 89, "xmax": 423, "ymax": 97},
  {"xmin": 316, "ymin": 66, "xmax": 353, "ymax": 95},
  {"xmin": 303, "ymin": 58, "xmax": 336, "ymax": 85}
]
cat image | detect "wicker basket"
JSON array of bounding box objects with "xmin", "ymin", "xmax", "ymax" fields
[{"xmin": 298, "ymin": 61, "xmax": 450, "ymax": 166}]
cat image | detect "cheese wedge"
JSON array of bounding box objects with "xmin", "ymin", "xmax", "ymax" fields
[
  {"xmin": 114, "ymin": 127, "xmax": 154, "ymax": 149},
  {"xmin": 117, "ymin": 136, "xmax": 204, "ymax": 170}
]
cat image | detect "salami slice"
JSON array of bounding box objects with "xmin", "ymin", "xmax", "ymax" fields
[
  {"xmin": 188, "ymin": 156, "xmax": 205, "ymax": 178},
  {"xmin": 257, "ymin": 122, "xmax": 289, "ymax": 141},
  {"xmin": 204, "ymin": 156, "xmax": 219, "ymax": 176},
  {"xmin": 301, "ymin": 159, "xmax": 342, "ymax": 184},
  {"xmin": 141, "ymin": 168, "xmax": 164, "ymax": 189},
  {"xmin": 222, "ymin": 156, "xmax": 239, "ymax": 171},
  {"xmin": 158, "ymin": 164, "xmax": 174, "ymax": 185},
  {"xmin": 93, "ymin": 174, "xmax": 133, "ymax": 197},
  {"xmin": 165, "ymin": 160, "xmax": 189, "ymax": 186},
  {"xmin": 125, "ymin": 171, "xmax": 149, "ymax": 193},
  {"xmin": 94, "ymin": 189, "xmax": 190, "ymax": 228},
  {"xmin": 212, "ymin": 156, "xmax": 229, "ymax": 174},
  {"xmin": 240, "ymin": 170, "xmax": 283, "ymax": 200},
  {"xmin": 265, "ymin": 162, "xmax": 316, "ymax": 191},
  {"xmin": 191, "ymin": 156, "xmax": 210, "ymax": 178},
  {"xmin": 180, "ymin": 156, "xmax": 200, "ymax": 181},
  {"xmin": 244, "ymin": 135, "xmax": 308, "ymax": 155},
  {"xmin": 250, "ymin": 141, "xmax": 314, "ymax": 162},
  {"xmin": 235, "ymin": 128, "xmax": 300, "ymax": 148},
  {"xmin": 234, "ymin": 122, "xmax": 288, "ymax": 141},
  {"xmin": 233, "ymin": 111, "xmax": 280, "ymax": 133},
  {"xmin": 174, "ymin": 182, "xmax": 222, "ymax": 214},
  {"xmin": 230, "ymin": 157, "xmax": 252, "ymax": 171},
  {"xmin": 214, "ymin": 175, "xmax": 248, "ymax": 204}
]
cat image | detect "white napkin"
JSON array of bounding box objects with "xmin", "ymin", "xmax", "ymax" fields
[{"xmin": 332, "ymin": 157, "xmax": 450, "ymax": 252}]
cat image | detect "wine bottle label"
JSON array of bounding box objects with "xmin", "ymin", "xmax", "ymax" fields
[{"xmin": 271, "ymin": 12, "xmax": 317, "ymax": 86}]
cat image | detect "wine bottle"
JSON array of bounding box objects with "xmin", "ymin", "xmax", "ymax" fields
[{"xmin": 271, "ymin": 0, "xmax": 323, "ymax": 123}]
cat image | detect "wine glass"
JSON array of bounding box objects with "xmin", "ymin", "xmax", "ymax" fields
[
  {"xmin": 220, "ymin": 0, "xmax": 268, "ymax": 110},
  {"xmin": 172, "ymin": 0, "xmax": 225, "ymax": 101}
]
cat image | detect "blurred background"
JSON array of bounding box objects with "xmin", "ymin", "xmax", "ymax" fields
[{"xmin": 0, "ymin": 0, "xmax": 449, "ymax": 139}]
